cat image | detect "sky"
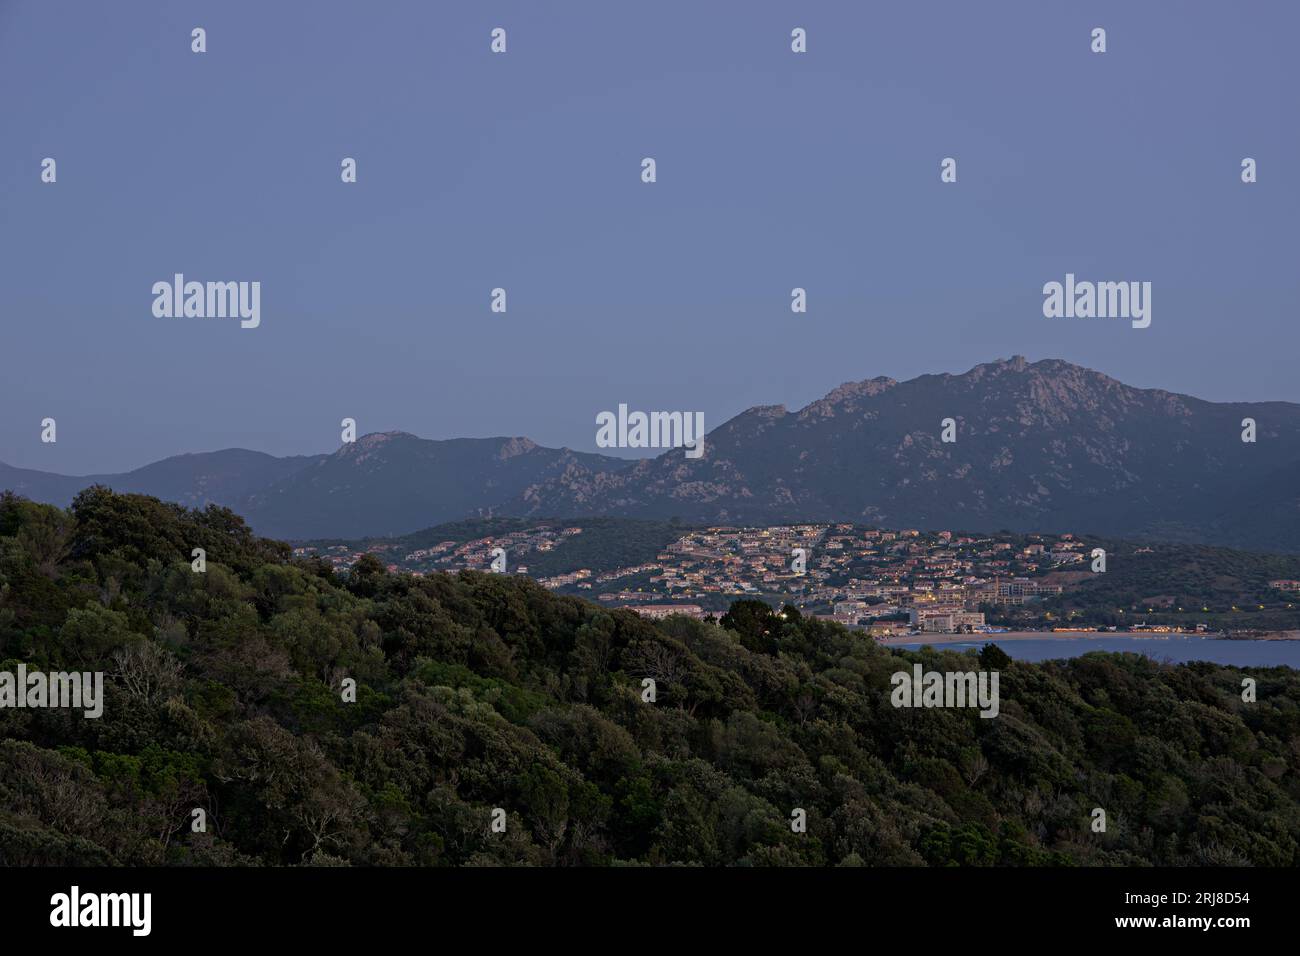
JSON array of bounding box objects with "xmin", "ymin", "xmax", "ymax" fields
[{"xmin": 2, "ymin": 0, "xmax": 1297, "ymax": 474}]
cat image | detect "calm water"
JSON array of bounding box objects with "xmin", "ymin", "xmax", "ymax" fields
[{"xmin": 894, "ymin": 635, "xmax": 1300, "ymax": 668}]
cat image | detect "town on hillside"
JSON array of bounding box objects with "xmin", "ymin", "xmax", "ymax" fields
[{"xmin": 290, "ymin": 522, "xmax": 1296, "ymax": 638}]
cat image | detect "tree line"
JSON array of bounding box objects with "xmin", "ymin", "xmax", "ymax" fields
[{"xmin": 0, "ymin": 488, "xmax": 1297, "ymax": 866}]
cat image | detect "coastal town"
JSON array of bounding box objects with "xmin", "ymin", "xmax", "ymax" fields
[
  {"xmin": 543, "ymin": 524, "xmax": 1075, "ymax": 637},
  {"xmin": 291, "ymin": 522, "xmax": 1256, "ymax": 638}
]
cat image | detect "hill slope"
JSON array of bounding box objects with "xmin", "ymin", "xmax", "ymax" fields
[
  {"xmin": 515, "ymin": 357, "xmax": 1300, "ymax": 550},
  {"xmin": 0, "ymin": 488, "xmax": 1297, "ymax": 867},
  {"xmin": 4, "ymin": 357, "xmax": 1298, "ymax": 548},
  {"xmin": 0, "ymin": 449, "xmax": 324, "ymax": 510},
  {"xmin": 238, "ymin": 433, "xmax": 633, "ymax": 539}
]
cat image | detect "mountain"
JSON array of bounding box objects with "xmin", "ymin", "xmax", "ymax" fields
[
  {"xmin": 4, "ymin": 357, "xmax": 1299, "ymax": 549},
  {"xmin": 512, "ymin": 357, "xmax": 1300, "ymax": 552},
  {"xmin": 1, "ymin": 435, "xmax": 631, "ymax": 540},
  {"xmin": 237, "ymin": 433, "xmax": 632, "ymax": 539},
  {"xmin": 0, "ymin": 449, "xmax": 325, "ymax": 510}
]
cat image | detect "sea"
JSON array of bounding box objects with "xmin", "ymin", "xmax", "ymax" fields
[{"xmin": 891, "ymin": 634, "xmax": 1300, "ymax": 667}]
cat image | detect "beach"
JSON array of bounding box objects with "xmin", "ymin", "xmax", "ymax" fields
[{"xmin": 878, "ymin": 630, "xmax": 1213, "ymax": 647}]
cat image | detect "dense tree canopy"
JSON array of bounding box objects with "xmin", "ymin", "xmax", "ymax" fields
[{"xmin": 1, "ymin": 488, "xmax": 1297, "ymax": 866}]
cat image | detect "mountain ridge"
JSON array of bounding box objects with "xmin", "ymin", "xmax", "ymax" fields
[
  {"xmin": 4, "ymin": 357, "xmax": 1298, "ymax": 549},
  {"xmin": 510, "ymin": 356, "xmax": 1300, "ymax": 552}
]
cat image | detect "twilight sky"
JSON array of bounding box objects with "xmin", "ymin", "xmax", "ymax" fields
[{"xmin": 2, "ymin": 0, "xmax": 1297, "ymax": 474}]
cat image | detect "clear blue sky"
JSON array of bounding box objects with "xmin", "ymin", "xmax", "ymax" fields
[{"xmin": 2, "ymin": 0, "xmax": 1297, "ymax": 473}]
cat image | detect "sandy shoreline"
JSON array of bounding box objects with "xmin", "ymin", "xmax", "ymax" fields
[{"xmin": 878, "ymin": 630, "xmax": 1224, "ymax": 646}]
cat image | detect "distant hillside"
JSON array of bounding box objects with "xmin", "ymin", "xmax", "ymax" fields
[
  {"xmin": 1033, "ymin": 539, "xmax": 1300, "ymax": 632},
  {"xmin": 2, "ymin": 435, "xmax": 632, "ymax": 541},
  {"xmin": 515, "ymin": 357, "xmax": 1300, "ymax": 552},
  {"xmin": 4, "ymin": 357, "xmax": 1299, "ymax": 550},
  {"xmin": 308, "ymin": 516, "xmax": 687, "ymax": 578},
  {"xmin": 237, "ymin": 434, "xmax": 633, "ymax": 539},
  {"xmin": 0, "ymin": 449, "xmax": 324, "ymax": 510}
]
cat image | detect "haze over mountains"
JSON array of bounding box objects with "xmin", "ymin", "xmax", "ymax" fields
[
  {"xmin": 5, "ymin": 357, "xmax": 1298, "ymax": 550},
  {"xmin": 0, "ymin": 436, "xmax": 628, "ymax": 540}
]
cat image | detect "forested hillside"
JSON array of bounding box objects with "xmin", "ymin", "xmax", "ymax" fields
[
  {"xmin": 305, "ymin": 515, "xmax": 686, "ymax": 578},
  {"xmin": 512, "ymin": 357, "xmax": 1300, "ymax": 554},
  {"xmin": 1, "ymin": 488, "xmax": 1298, "ymax": 866},
  {"xmin": 1035, "ymin": 539, "xmax": 1300, "ymax": 632}
]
